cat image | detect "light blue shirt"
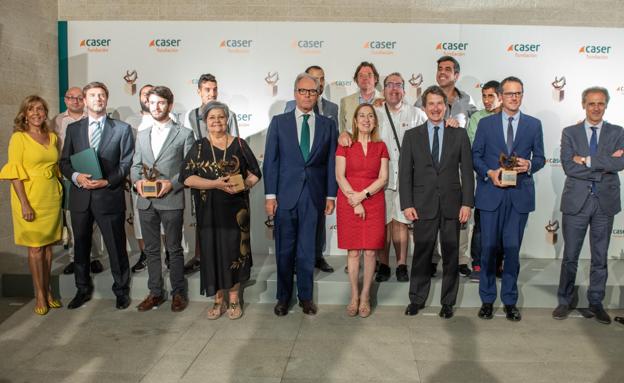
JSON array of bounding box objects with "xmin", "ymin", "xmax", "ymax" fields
[
  {"xmin": 502, "ymin": 111, "xmax": 519, "ymax": 146},
  {"xmin": 358, "ymin": 94, "xmax": 375, "ymax": 105},
  {"xmin": 584, "ymin": 119, "xmax": 603, "ymax": 168},
  {"xmin": 427, "ymin": 120, "xmax": 444, "ymax": 162}
]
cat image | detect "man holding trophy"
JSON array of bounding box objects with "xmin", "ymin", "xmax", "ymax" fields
[
  {"xmin": 131, "ymin": 86, "xmax": 195, "ymax": 312},
  {"xmin": 472, "ymin": 76, "xmax": 545, "ymax": 321}
]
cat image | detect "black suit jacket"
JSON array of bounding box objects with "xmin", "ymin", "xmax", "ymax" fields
[
  {"xmin": 60, "ymin": 117, "xmax": 134, "ymax": 214},
  {"xmin": 399, "ymin": 123, "xmax": 474, "ymax": 220}
]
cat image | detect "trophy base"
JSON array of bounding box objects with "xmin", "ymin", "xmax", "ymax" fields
[
  {"xmin": 228, "ymin": 174, "xmax": 245, "ymax": 193},
  {"xmin": 552, "ymin": 88, "xmax": 564, "ymax": 102},
  {"xmin": 142, "ymin": 181, "xmax": 161, "ymax": 198},
  {"xmin": 500, "ymin": 170, "xmax": 517, "ymax": 186}
]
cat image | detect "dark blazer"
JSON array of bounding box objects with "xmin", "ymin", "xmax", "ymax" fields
[
  {"xmin": 284, "ymin": 98, "xmax": 339, "ymax": 123},
  {"xmin": 263, "ymin": 111, "xmax": 338, "ymax": 210},
  {"xmin": 399, "ymin": 122, "xmax": 474, "ymax": 220},
  {"xmin": 472, "ymin": 112, "xmax": 545, "ymax": 213},
  {"xmin": 60, "ymin": 117, "xmax": 134, "ymax": 213},
  {"xmin": 560, "ymin": 121, "xmax": 624, "ymax": 216}
]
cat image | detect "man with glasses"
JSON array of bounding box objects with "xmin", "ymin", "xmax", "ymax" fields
[
  {"xmin": 54, "ymin": 87, "xmax": 105, "ymax": 276},
  {"xmin": 554, "ymin": 87, "xmax": 624, "ymax": 325},
  {"xmin": 339, "ymin": 61, "xmax": 382, "ymax": 133},
  {"xmin": 264, "ymin": 73, "xmax": 338, "ymax": 316},
  {"xmin": 472, "ymin": 76, "xmax": 545, "ymax": 322},
  {"xmin": 284, "ymin": 65, "xmax": 338, "ymax": 273}
]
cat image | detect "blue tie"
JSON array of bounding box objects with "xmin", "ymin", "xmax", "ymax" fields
[
  {"xmin": 506, "ymin": 117, "xmax": 514, "ymax": 155},
  {"xmin": 91, "ymin": 121, "xmax": 102, "ymax": 150},
  {"xmin": 590, "ymin": 126, "xmax": 598, "ymax": 194}
]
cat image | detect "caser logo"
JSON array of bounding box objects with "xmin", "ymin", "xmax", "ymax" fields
[
  {"xmin": 291, "ymin": 40, "xmax": 324, "ymax": 55},
  {"xmin": 436, "ymin": 42, "xmax": 468, "ymax": 57},
  {"xmin": 616, "ymin": 86, "xmax": 624, "ymax": 96},
  {"xmin": 236, "ymin": 113, "xmax": 253, "ymax": 127},
  {"xmin": 579, "ymin": 45, "xmax": 611, "ymax": 59},
  {"xmin": 79, "ymin": 38, "xmax": 111, "ymax": 53},
  {"xmin": 220, "ymin": 39, "xmax": 253, "ymax": 53},
  {"xmin": 546, "ymin": 146, "xmax": 562, "ymax": 167},
  {"xmin": 611, "ymin": 228, "xmax": 624, "ymax": 238},
  {"xmin": 363, "ymin": 40, "xmax": 396, "ymax": 55},
  {"xmin": 149, "ymin": 39, "xmax": 181, "ymax": 53},
  {"xmin": 507, "ymin": 43, "xmax": 540, "ymax": 58}
]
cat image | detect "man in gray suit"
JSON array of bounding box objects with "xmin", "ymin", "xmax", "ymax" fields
[
  {"xmin": 132, "ymin": 86, "xmax": 195, "ymax": 312},
  {"xmin": 284, "ymin": 65, "xmax": 338, "ymax": 273},
  {"xmin": 555, "ymin": 86, "xmax": 624, "ymax": 324}
]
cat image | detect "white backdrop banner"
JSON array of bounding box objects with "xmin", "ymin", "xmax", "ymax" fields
[{"xmin": 64, "ymin": 21, "xmax": 624, "ymax": 259}]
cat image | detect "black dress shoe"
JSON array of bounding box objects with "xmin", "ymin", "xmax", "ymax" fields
[
  {"xmin": 504, "ymin": 304, "xmax": 522, "ymax": 322},
  {"xmin": 375, "ymin": 263, "xmax": 391, "ymax": 282},
  {"xmin": 67, "ymin": 291, "xmax": 92, "ymax": 309},
  {"xmin": 439, "ymin": 304, "xmax": 454, "ymax": 319},
  {"xmin": 431, "ymin": 263, "xmax": 438, "ymax": 277},
  {"xmin": 405, "ymin": 303, "xmax": 420, "ymax": 316},
  {"xmin": 396, "ymin": 264, "xmax": 409, "ymax": 282},
  {"xmin": 299, "ymin": 300, "xmax": 317, "ymax": 315},
  {"xmin": 315, "ymin": 258, "xmax": 334, "ymax": 273},
  {"xmin": 90, "ymin": 260, "xmax": 104, "ymax": 274},
  {"xmin": 116, "ymin": 295, "xmax": 131, "ymax": 310},
  {"xmin": 478, "ymin": 303, "xmax": 493, "ymax": 319},
  {"xmin": 183, "ymin": 257, "xmax": 201, "ymax": 275},
  {"xmin": 589, "ymin": 305, "xmax": 611, "ymax": 324},
  {"xmin": 458, "ymin": 264, "xmax": 471, "ymax": 277},
  {"xmin": 63, "ymin": 262, "xmax": 75, "ymax": 275},
  {"xmin": 131, "ymin": 252, "xmax": 147, "ymax": 273},
  {"xmin": 274, "ymin": 301, "xmax": 288, "ymax": 316},
  {"xmin": 552, "ymin": 304, "xmax": 571, "ymax": 320}
]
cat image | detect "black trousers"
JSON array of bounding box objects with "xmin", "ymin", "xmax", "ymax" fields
[
  {"xmin": 409, "ymin": 212, "xmax": 460, "ymax": 306},
  {"xmin": 71, "ymin": 205, "xmax": 129, "ymax": 297}
]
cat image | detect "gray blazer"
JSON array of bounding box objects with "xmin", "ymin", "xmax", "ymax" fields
[
  {"xmin": 130, "ymin": 121, "xmax": 195, "ymax": 211},
  {"xmin": 560, "ymin": 121, "xmax": 624, "ymax": 216}
]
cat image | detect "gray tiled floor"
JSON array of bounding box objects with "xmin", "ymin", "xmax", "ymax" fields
[{"xmin": 1, "ymin": 300, "xmax": 624, "ymax": 382}]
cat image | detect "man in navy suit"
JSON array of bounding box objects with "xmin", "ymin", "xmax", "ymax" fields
[
  {"xmin": 554, "ymin": 87, "xmax": 624, "ymax": 324},
  {"xmin": 472, "ymin": 76, "xmax": 545, "ymax": 321},
  {"xmin": 284, "ymin": 65, "xmax": 338, "ymax": 273},
  {"xmin": 264, "ymin": 73, "xmax": 338, "ymax": 316}
]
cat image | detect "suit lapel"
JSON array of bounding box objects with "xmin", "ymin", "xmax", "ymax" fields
[
  {"xmin": 574, "ymin": 123, "xmax": 590, "ymax": 155},
  {"xmin": 439, "ymin": 126, "xmax": 451, "ymax": 171},
  {"xmin": 418, "ymin": 125, "xmax": 434, "ymax": 168},
  {"xmin": 494, "ymin": 113, "xmax": 508, "ymax": 155},
  {"xmin": 79, "ymin": 119, "xmax": 90, "ymax": 150},
  {"xmin": 308, "ymin": 114, "xmax": 323, "ymax": 161},
  {"xmin": 154, "ymin": 124, "xmax": 180, "ymax": 163},
  {"xmin": 98, "ymin": 118, "xmax": 114, "ymax": 154},
  {"xmin": 286, "ymin": 112, "xmax": 305, "ymax": 163},
  {"xmin": 143, "ymin": 127, "xmax": 156, "ymax": 164},
  {"xmin": 597, "ymin": 122, "xmax": 610, "ymax": 153},
  {"xmin": 511, "ymin": 112, "xmax": 525, "ymax": 154}
]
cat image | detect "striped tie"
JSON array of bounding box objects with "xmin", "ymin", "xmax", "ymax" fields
[{"xmin": 91, "ymin": 121, "xmax": 102, "ymax": 150}]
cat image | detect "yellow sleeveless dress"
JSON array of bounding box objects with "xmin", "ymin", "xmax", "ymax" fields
[{"xmin": 0, "ymin": 132, "xmax": 62, "ymax": 246}]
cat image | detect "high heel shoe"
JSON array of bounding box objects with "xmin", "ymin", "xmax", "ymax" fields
[
  {"xmin": 228, "ymin": 302, "xmax": 243, "ymax": 320},
  {"xmin": 358, "ymin": 300, "xmax": 371, "ymax": 318},
  {"xmin": 346, "ymin": 299, "xmax": 359, "ymax": 317},
  {"xmin": 34, "ymin": 305, "xmax": 49, "ymax": 316},
  {"xmin": 47, "ymin": 297, "xmax": 62, "ymax": 309},
  {"xmin": 206, "ymin": 301, "xmax": 226, "ymax": 320}
]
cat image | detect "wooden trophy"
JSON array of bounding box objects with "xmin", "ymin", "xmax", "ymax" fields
[
  {"xmin": 499, "ymin": 153, "xmax": 518, "ymax": 186},
  {"xmin": 140, "ymin": 163, "xmax": 161, "ymax": 198},
  {"xmin": 545, "ymin": 220, "xmax": 559, "ymax": 244}
]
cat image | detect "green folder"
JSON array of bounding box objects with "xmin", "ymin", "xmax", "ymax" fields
[{"xmin": 70, "ymin": 147, "xmax": 103, "ymax": 180}]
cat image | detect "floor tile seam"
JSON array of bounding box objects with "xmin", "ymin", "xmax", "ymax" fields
[{"xmin": 280, "ymin": 312, "xmax": 306, "ymax": 381}]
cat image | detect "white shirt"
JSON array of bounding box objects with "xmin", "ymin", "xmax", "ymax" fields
[
  {"xmin": 150, "ymin": 119, "xmax": 173, "ymax": 159},
  {"xmin": 53, "ymin": 110, "xmax": 87, "ymax": 151},
  {"xmin": 375, "ymin": 100, "xmax": 427, "ymax": 190}
]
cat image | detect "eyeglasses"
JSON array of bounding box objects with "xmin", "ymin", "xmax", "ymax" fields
[
  {"xmin": 384, "ymin": 82, "xmax": 404, "ymax": 90},
  {"xmin": 502, "ymin": 92, "xmax": 523, "ymax": 98},
  {"xmin": 297, "ymin": 88, "xmax": 319, "ymax": 96},
  {"xmin": 65, "ymin": 96, "xmax": 84, "ymax": 101}
]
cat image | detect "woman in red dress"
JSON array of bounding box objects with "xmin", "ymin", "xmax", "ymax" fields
[{"xmin": 336, "ymin": 104, "xmax": 389, "ymax": 318}]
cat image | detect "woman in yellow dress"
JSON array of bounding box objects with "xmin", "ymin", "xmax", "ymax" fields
[{"xmin": 0, "ymin": 95, "xmax": 63, "ymax": 315}]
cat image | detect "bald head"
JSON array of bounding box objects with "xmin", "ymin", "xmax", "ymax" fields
[{"xmin": 64, "ymin": 86, "xmax": 85, "ymax": 114}]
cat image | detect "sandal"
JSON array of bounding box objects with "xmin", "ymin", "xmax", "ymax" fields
[
  {"xmin": 34, "ymin": 305, "xmax": 49, "ymax": 316},
  {"xmin": 358, "ymin": 300, "xmax": 371, "ymax": 318},
  {"xmin": 227, "ymin": 302, "xmax": 243, "ymax": 320},
  {"xmin": 47, "ymin": 296, "xmax": 62, "ymax": 309},
  {"xmin": 346, "ymin": 299, "xmax": 359, "ymax": 317},
  {"xmin": 207, "ymin": 301, "xmax": 226, "ymax": 320}
]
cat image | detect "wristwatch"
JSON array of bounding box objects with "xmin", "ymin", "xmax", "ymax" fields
[{"xmin": 364, "ymin": 190, "xmax": 372, "ymax": 199}]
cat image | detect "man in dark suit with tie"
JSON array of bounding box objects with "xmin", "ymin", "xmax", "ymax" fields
[
  {"xmin": 264, "ymin": 73, "xmax": 338, "ymax": 316},
  {"xmin": 284, "ymin": 65, "xmax": 338, "ymax": 273},
  {"xmin": 472, "ymin": 76, "xmax": 545, "ymax": 321},
  {"xmin": 554, "ymin": 87, "xmax": 624, "ymax": 324},
  {"xmin": 400, "ymin": 85, "xmax": 474, "ymax": 319},
  {"xmin": 60, "ymin": 82, "xmax": 135, "ymax": 310}
]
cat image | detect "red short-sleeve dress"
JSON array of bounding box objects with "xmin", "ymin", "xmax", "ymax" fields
[{"xmin": 336, "ymin": 141, "xmax": 389, "ymax": 250}]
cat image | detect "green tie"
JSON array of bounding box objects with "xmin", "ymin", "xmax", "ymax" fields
[{"xmin": 300, "ymin": 114, "xmax": 310, "ymax": 161}]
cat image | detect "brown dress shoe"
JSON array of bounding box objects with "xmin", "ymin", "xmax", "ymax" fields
[
  {"xmin": 299, "ymin": 300, "xmax": 317, "ymax": 315},
  {"xmin": 171, "ymin": 294, "xmax": 188, "ymax": 312},
  {"xmin": 137, "ymin": 294, "xmax": 166, "ymax": 312}
]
